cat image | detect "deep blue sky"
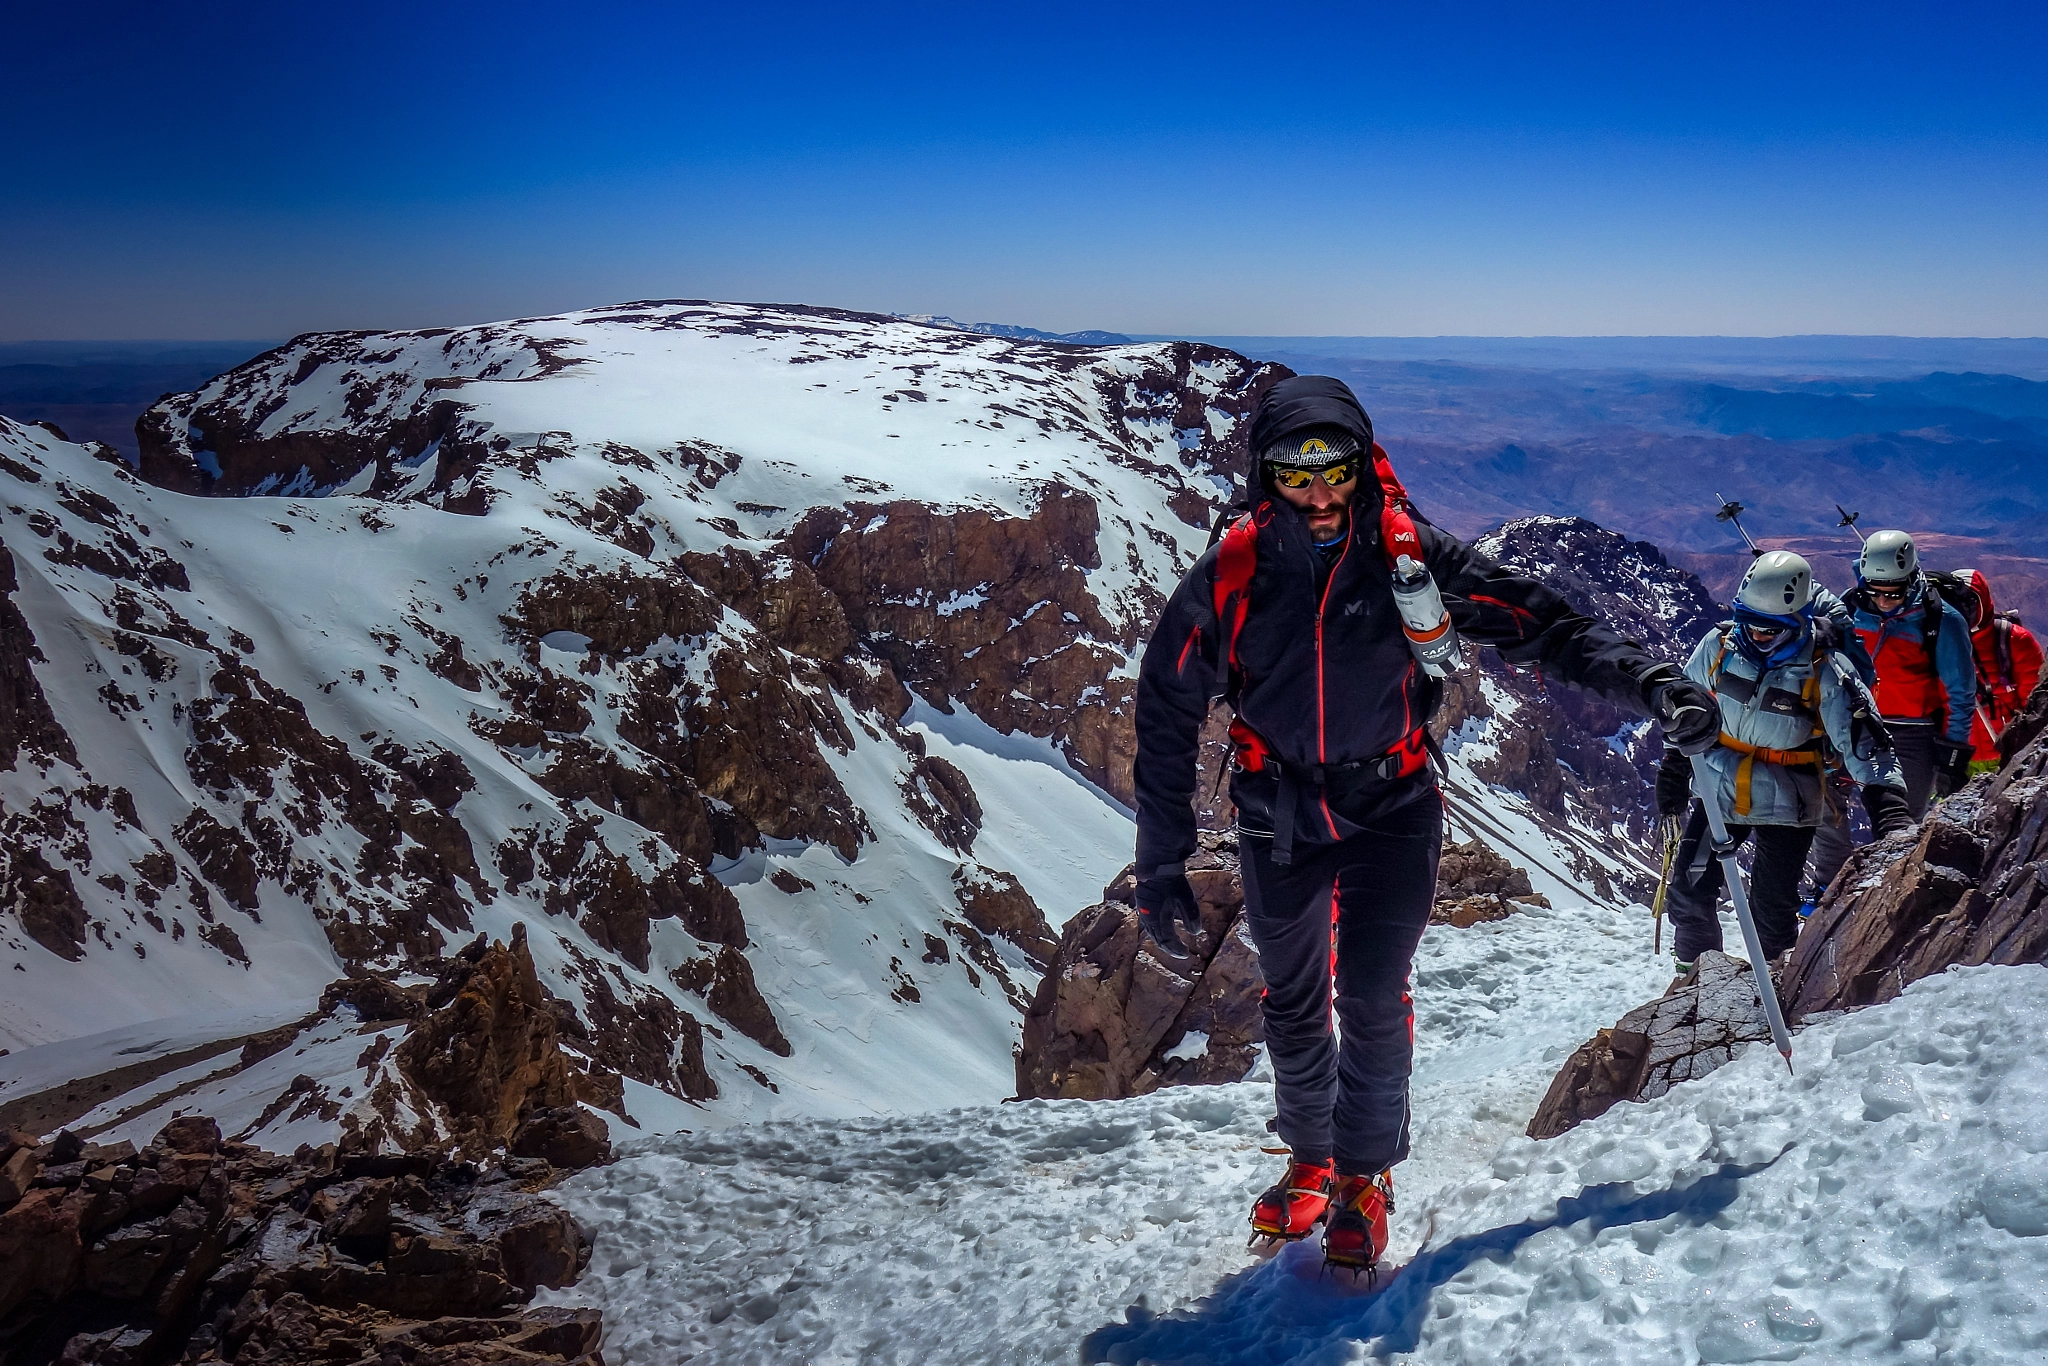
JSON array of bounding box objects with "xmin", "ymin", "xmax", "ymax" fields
[{"xmin": 6, "ymin": 1, "xmax": 2045, "ymax": 339}]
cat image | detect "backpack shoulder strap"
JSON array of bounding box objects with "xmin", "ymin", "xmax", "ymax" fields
[
  {"xmin": 1212, "ymin": 511, "xmax": 1259, "ymax": 687},
  {"xmin": 1370, "ymin": 442, "xmax": 1423, "ymax": 570}
]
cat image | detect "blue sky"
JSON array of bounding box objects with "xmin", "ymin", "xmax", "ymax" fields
[{"xmin": 5, "ymin": 1, "xmax": 2045, "ymax": 339}]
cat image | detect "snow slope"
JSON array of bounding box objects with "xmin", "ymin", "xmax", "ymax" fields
[{"xmin": 542, "ymin": 958, "xmax": 2048, "ymax": 1365}]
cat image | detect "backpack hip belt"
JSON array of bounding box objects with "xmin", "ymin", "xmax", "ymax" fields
[
  {"xmin": 1717, "ymin": 733, "xmax": 1822, "ymax": 818},
  {"xmin": 1257, "ymin": 728, "xmax": 1431, "ymax": 866}
]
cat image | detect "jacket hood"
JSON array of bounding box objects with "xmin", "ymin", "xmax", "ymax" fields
[
  {"xmin": 1245, "ymin": 375, "xmax": 1378, "ymax": 497},
  {"xmin": 1958, "ymin": 568, "xmax": 1994, "ymax": 630}
]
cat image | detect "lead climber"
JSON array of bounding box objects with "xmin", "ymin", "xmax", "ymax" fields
[
  {"xmin": 1655, "ymin": 551, "xmax": 1912, "ymax": 977},
  {"xmin": 1129, "ymin": 374, "xmax": 1717, "ymax": 1276}
]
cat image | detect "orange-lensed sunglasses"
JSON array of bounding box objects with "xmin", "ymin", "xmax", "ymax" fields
[{"xmin": 1271, "ymin": 460, "xmax": 1360, "ymax": 490}]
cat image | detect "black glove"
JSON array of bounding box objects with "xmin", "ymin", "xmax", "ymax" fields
[
  {"xmin": 1134, "ymin": 868, "xmax": 1199, "ymax": 958},
  {"xmin": 1643, "ymin": 664, "xmax": 1720, "ymax": 754},
  {"xmin": 1863, "ymin": 783, "xmax": 1915, "ymax": 838},
  {"xmin": 1655, "ymin": 746, "xmax": 1694, "ymax": 818},
  {"xmin": 1931, "ymin": 738, "xmax": 1974, "ymax": 798}
]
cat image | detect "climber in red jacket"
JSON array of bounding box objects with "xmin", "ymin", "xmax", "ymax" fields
[{"xmin": 1945, "ymin": 569, "xmax": 2044, "ymax": 761}]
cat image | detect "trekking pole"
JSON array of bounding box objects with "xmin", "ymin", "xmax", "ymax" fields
[
  {"xmin": 1669, "ymin": 707, "xmax": 1796, "ymax": 1073},
  {"xmin": 1650, "ymin": 816, "xmax": 1678, "ymax": 956},
  {"xmin": 1835, "ymin": 505, "xmax": 1866, "ymax": 544},
  {"xmin": 1714, "ymin": 495, "xmax": 1763, "ymax": 559}
]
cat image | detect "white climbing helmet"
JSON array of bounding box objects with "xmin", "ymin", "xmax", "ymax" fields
[
  {"xmin": 1859, "ymin": 529, "xmax": 1918, "ymax": 587},
  {"xmin": 1735, "ymin": 550, "xmax": 1815, "ymax": 617}
]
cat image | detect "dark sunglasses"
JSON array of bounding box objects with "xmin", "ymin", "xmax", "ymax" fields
[
  {"xmin": 1271, "ymin": 460, "xmax": 1360, "ymax": 490},
  {"xmin": 1869, "ymin": 585, "xmax": 1909, "ymax": 601}
]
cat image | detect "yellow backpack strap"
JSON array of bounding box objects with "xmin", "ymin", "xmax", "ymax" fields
[{"xmin": 1734, "ymin": 751, "xmax": 1755, "ymax": 817}]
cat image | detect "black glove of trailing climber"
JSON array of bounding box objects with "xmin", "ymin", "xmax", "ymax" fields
[
  {"xmin": 1642, "ymin": 664, "xmax": 1721, "ymax": 754},
  {"xmin": 1655, "ymin": 746, "xmax": 1695, "ymax": 818},
  {"xmin": 1863, "ymin": 784, "xmax": 1915, "ymax": 839},
  {"xmin": 1931, "ymin": 738, "xmax": 1974, "ymax": 798},
  {"xmin": 1134, "ymin": 867, "xmax": 1199, "ymax": 959}
]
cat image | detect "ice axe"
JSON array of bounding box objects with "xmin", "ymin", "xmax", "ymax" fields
[{"xmin": 1667, "ymin": 704, "xmax": 1796, "ymax": 1073}]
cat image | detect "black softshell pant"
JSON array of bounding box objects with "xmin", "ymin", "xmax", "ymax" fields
[
  {"xmin": 1665, "ymin": 803, "xmax": 1815, "ymax": 964},
  {"xmin": 1240, "ymin": 790, "xmax": 1441, "ymax": 1176},
  {"xmin": 1807, "ymin": 724, "xmax": 1936, "ymax": 897}
]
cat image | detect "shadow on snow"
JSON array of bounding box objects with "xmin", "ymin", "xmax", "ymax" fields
[{"xmin": 1079, "ymin": 1152, "xmax": 1789, "ymax": 1365}]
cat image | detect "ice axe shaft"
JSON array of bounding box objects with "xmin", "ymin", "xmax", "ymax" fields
[
  {"xmin": 1650, "ymin": 816, "xmax": 1678, "ymax": 956},
  {"xmin": 1685, "ymin": 748, "xmax": 1796, "ymax": 1072}
]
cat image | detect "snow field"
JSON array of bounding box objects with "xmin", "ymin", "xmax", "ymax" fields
[
  {"xmin": 535, "ymin": 898, "xmax": 1673, "ymax": 1363},
  {"xmin": 1089, "ymin": 963, "xmax": 2048, "ymax": 1365}
]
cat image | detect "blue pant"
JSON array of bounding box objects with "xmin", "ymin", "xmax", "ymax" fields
[{"xmin": 1240, "ymin": 790, "xmax": 1441, "ymax": 1175}]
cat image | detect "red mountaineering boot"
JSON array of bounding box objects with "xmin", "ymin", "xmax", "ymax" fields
[
  {"xmin": 1247, "ymin": 1155, "xmax": 1337, "ymax": 1247},
  {"xmin": 1322, "ymin": 1169, "xmax": 1394, "ymax": 1278}
]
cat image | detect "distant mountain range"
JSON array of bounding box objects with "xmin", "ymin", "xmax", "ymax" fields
[{"xmin": 891, "ymin": 315, "xmax": 1133, "ymax": 346}]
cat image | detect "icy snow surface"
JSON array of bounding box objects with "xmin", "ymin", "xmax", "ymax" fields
[
  {"xmin": 543, "ymin": 948, "xmax": 2048, "ymax": 1363},
  {"xmin": 538, "ymin": 896, "xmax": 1688, "ymax": 1362}
]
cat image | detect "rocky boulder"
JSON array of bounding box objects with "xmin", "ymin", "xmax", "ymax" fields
[
  {"xmin": 0, "ymin": 1117, "xmax": 601, "ymax": 1366},
  {"xmin": 1014, "ymin": 832, "xmax": 1254, "ymax": 1100},
  {"xmin": 1432, "ymin": 838, "xmax": 1551, "ymax": 927},
  {"xmin": 395, "ymin": 925, "xmax": 578, "ymax": 1160},
  {"xmin": 1526, "ymin": 951, "xmax": 1772, "ymax": 1139}
]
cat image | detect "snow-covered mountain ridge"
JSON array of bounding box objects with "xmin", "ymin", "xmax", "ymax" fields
[{"xmin": 0, "ymin": 303, "xmax": 1291, "ymax": 1153}]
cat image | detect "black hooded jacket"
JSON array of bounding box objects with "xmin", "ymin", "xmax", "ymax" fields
[{"xmin": 1133, "ymin": 376, "xmax": 1669, "ymax": 872}]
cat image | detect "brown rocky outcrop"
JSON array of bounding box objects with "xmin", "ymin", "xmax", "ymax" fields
[
  {"xmin": 1431, "ymin": 838, "xmax": 1550, "ymax": 927},
  {"xmin": 393, "ymin": 927, "xmax": 576, "ymax": 1160},
  {"xmin": 0, "ymin": 546, "xmax": 79, "ymax": 772},
  {"xmin": 953, "ymin": 867, "xmax": 1058, "ymax": 972},
  {"xmin": 1017, "ymin": 829, "xmax": 1551, "ymax": 1100},
  {"xmin": 0, "ymin": 1115, "xmax": 601, "ymax": 1365},
  {"xmin": 1526, "ymin": 951, "xmax": 1772, "ymax": 1139},
  {"xmin": 781, "ymin": 490, "xmax": 1137, "ymax": 802}
]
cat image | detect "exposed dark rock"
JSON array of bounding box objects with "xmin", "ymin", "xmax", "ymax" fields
[
  {"xmin": 1431, "ymin": 838, "xmax": 1548, "ymax": 926},
  {"xmin": 0, "ymin": 546, "xmax": 79, "ymax": 771},
  {"xmin": 674, "ymin": 947, "xmax": 791, "ymax": 1057},
  {"xmin": 1527, "ymin": 951, "xmax": 1771, "ymax": 1139},
  {"xmin": 953, "ymin": 867, "xmax": 1057, "ymax": 972},
  {"xmin": 1015, "ymin": 832, "xmax": 1252, "ymax": 1100},
  {"xmin": 5, "ymin": 846, "xmax": 89, "ymax": 962},
  {"xmin": 393, "ymin": 928, "xmax": 575, "ymax": 1160},
  {"xmin": 0, "ymin": 1111, "xmax": 601, "ymax": 1366},
  {"xmin": 508, "ymin": 1107, "xmax": 611, "ymax": 1171},
  {"xmin": 1783, "ymin": 725, "xmax": 2048, "ymax": 1017},
  {"xmin": 901, "ymin": 753, "xmax": 982, "ymax": 853}
]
